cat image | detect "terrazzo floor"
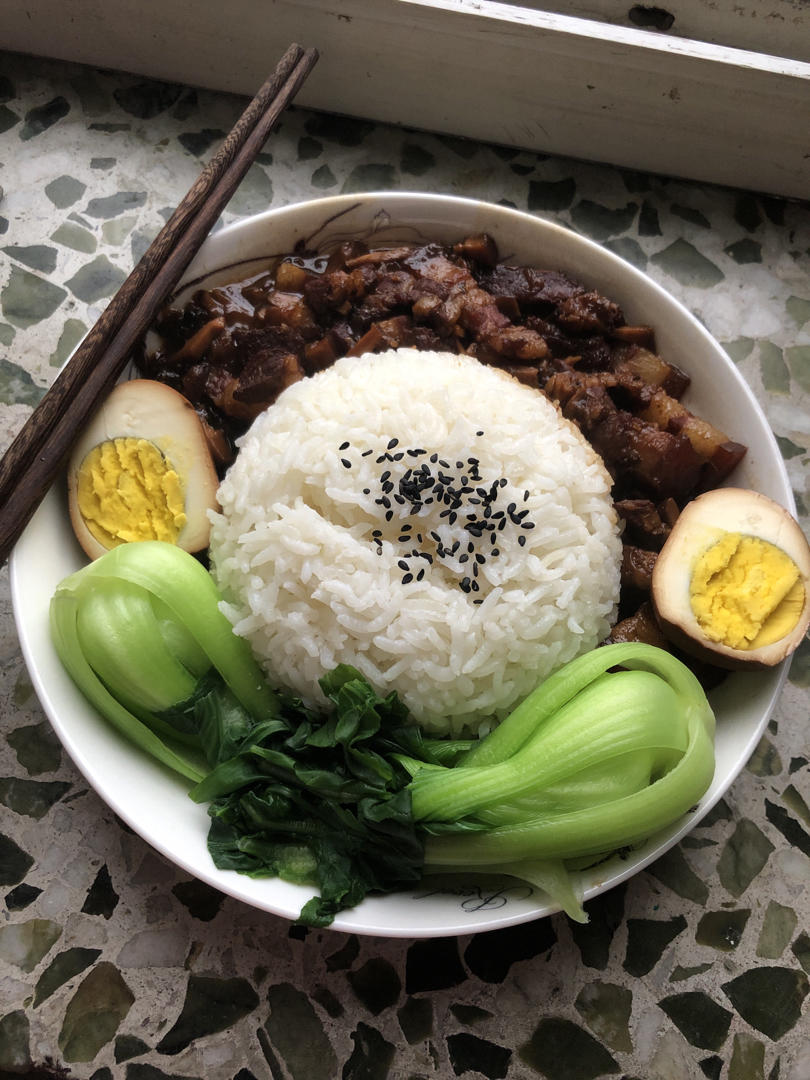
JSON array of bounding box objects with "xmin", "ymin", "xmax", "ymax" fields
[{"xmin": 1, "ymin": 48, "xmax": 809, "ymax": 1080}]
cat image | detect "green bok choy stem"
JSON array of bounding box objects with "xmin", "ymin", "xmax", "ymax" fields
[
  {"xmin": 50, "ymin": 541, "xmax": 278, "ymax": 782},
  {"xmin": 402, "ymin": 643, "xmax": 716, "ymax": 880}
]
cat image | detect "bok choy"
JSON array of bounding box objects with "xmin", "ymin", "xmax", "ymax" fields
[
  {"xmin": 50, "ymin": 541, "xmax": 716, "ymax": 927},
  {"xmin": 50, "ymin": 541, "xmax": 278, "ymax": 783},
  {"xmin": 404, "ymin": 642, "xmax": 715, "ymax": 920}
]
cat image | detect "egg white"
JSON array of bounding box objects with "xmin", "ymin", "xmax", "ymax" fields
[
  {"xmin": 652, "ymin": 487, "xmax": 810, "ymax": 669},
  {"xmin": 67, "ymin": 379, "xmax": 219, "ymax": 560}
]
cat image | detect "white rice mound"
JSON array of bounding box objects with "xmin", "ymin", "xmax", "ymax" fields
[{"xmin": 208, "ymin": 348, "xmax": 622, "ymax": 737}]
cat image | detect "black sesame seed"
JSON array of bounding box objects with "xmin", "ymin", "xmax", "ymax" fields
[
  {"xmin": 430, "ymin": 453, "xmax": 439, "ymax": 463},
  {"xmin": 459, "ymin": 553, "xmax": 469, "ymax": 563},
  {"xmin": 363, "ymin": 488, "xmax": 371, "ymax": 495},
  {"xmin": 385, "ymin": 510, "xmax": 394, "ymax": 522},
  {"xmin": 500, "ymin": 477, "xmax": 508, "ymax": 488},
  {"xmin": 518, "ymin": 534, "xmax": 526, "ymax": 547},
  {"xmin": 524, "ymin": 489, "xmax": 530, "ymax": 501},
  {"xmin": 473, "ymin": 598, "xmax": 484, "ymax": 605},
  {"xmin": 388, "ymin": 437, "xmax": 399, "ymax": 450},
  {"xmin": 492, "ymin": 547, "xmax": 500, "ymax": 556},
  {"xmin": 507, "ymin": 502, "xmax": 517, "ymax": 515},
  {"xmin": 471, "ymin": 579, "xmax": 480, "ymax": 591},
  {"xmin": 417, "ymin": 568, "xmax": 425, "ymax": 581},
  {"xmin": 402, "ymin": 573, "xmax": 414, "ymax": 584},
  {"xmin": 460, "ymin": 577, "xmax": 472, "ymax": 593},
  {"xmin": 522, "ymin": 521, "xmax": 535, "ymax": 529},
  {"xmin": 475, "ymin": 553, "xmax": 486, "ymax": 564},
  {"xmin": 381, "ymin": 470, "xmax": 391, "ymax": 482},
  {"xmin": 339, "ymin": 441, "xmax": 350, "ymax": 451},
  {"xmin": 341, "ymin": 458, "xmax": 352, "ymax": 469},
  {"xmin": 476, "ymin": 430, "xmax": 484, "ymax": 436},
  {"xmin": 362, "ymin": 448, "xmax": 373, "ymax": 457},
  {"xmin": 393, "ymin": 452, "xmax": 404, "ymax": 461}
]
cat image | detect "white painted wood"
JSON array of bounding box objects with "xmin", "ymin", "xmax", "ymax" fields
[
  {"xmin": 2, "ymin": 0, "xmax": 809, "ymax": 199},
  {"xmin": 496, "ymin": 0, "xmax": 810, "ymax": 62}
]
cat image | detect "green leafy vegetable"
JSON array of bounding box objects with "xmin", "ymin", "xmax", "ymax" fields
[
  {"xmin": 50, "ymin": 542, "xmax": 716, "ymax": 927},
  {"xmin": 196, "ymin": 666, "xmax": 432, "ymax": 927}
]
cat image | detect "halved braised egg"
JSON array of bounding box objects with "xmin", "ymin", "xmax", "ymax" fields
[
  {"xmin": 652, "ymin": 488, "xmax": 810, "ymax": 669},
  {"xmin": 67, "ymin": 379, "xmax": 219, "ymax": 560}
]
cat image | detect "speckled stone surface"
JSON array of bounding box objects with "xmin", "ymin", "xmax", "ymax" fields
[{"xmin": 1, "ymin": 49, "xmax": 809, "ymax": 1080}]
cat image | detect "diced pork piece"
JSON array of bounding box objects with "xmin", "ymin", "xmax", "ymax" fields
[
  {"xmin": 614, "ymin": 498, "xmax": 673, "ymax": 550},
  {"xmin": 556, "ymin": 291, "xmax": 623, "ymax": 336},
  {"xmin": 638, "ymin": 387, "xmax": 747, "ymax": 484},
  {"xmin": 229, "ymin": 349, "xmax": 303, "ymax": 416},
  {"xmin": 610, "ymin": 324, "xmax": 657, "ymax": 350},
  {"xmin": 545, "ymin": 369, "xmax": 705, "ymax": 502},
  {"xmin": 621, "ymin": 545, "xmax": 658, "ymax": 592},
  {"xmin": 604, "ymin": 601, "xmax": 670, "ymax": 649},
  {"xmin": 273, "ymin": 260, "xmax": 315, "ymax": 292},
  {"xmin": 612, "ymin": 344, "xmax": 690, "ymax": 398},
  {"xmin": 476, "ymin": 265, "xmax": 585, "ymax": 310},
  {"xmin": 325, "ymin": 239, "xmax": 370, "ymax": 271},
  {"xmin": 352, "ymin": 271, "xmax": 417, "ymax": 326},
  {"xmin": 452, "ymin": 233, "xmax": 499, "ymax": 267}
]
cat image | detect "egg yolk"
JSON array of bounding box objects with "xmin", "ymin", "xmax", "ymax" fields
[
  {"xmin": 76, "ymin": 437, "xmax": 187, "ymax": 549},
  {"xmin": 690, "ymin": 532, "xmax": 805, "ymax": 650}
]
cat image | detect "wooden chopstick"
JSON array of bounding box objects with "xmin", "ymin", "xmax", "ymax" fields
[{"xmin": 0, "ymin": 43, "xmax": 318, "ymax": 567}]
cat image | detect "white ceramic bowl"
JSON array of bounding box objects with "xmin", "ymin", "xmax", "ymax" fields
[{"xmin": 11, "ymin": 193, "xmax": 791, "ymax": 937}]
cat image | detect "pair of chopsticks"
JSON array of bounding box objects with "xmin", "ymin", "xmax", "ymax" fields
[{"xmin": 0, "ymin": 43, "xmax": 318, "ymax": 567}]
